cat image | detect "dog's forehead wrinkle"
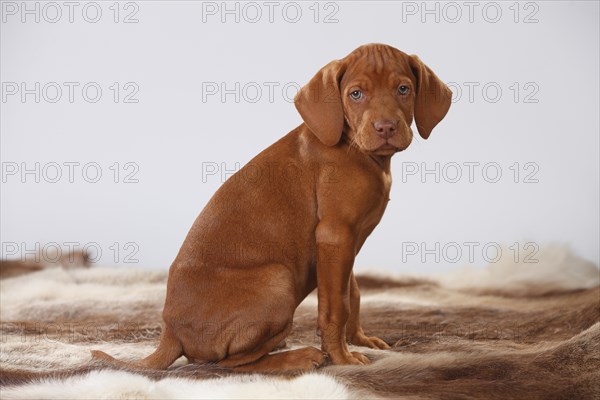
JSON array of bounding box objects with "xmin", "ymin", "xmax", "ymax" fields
[
  {"xmin": 342, "ymin": 72, "xmax": 411, "ymax": 93},
  {"xmin": 347, "ymin": 44, "xmax": 406, "ymax": 66},
  {"xmin": 343, "ymin": 78, "xmax": 371, "ymax": 91},
  {"xmin": 351, "ymin": 43, "xmax": 401, "ymax": 58},
  {"xmin": 343, "ymin": 61, "xmax": 411, "ymax": 91}
]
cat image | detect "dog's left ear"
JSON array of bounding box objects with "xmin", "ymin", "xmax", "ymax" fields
[
  {"xmin": 294, "ymin": 60, "xmax": 347, "ymax": 146},
  {"xmin": 409, "ymin": 55, "xmax": 452, "ymax": 139}
]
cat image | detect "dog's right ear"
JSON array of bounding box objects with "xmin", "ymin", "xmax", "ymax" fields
[{"xmin": 294, "ymin": 60, "xmax": 347, "ymax": 147}]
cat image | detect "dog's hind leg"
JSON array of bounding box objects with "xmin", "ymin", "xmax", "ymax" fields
[
  {"xmin": 233, "ymin": 347, "xmax": 326, "ymax": 373},
  {"xmin": 91, "ymin": 324, "xmax": 182, "ymax": 370},
  {"xmin": 216, "ymin": 322, "xmax": 326, "ymax": 373}
]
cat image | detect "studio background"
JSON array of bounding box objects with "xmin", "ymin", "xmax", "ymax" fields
[{"xmin": 1, "ymin": 1, "xmax": 598, "ymax": 274}]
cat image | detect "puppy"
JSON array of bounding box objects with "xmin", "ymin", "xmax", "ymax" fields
[{"xmin": 92, "ymin": 43, "xmax": 451, "ymax": 371}]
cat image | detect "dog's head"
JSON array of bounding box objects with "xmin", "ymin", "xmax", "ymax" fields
[{"xmin": 295, "ymin": 44, "xmax": 451, "ymax": 156}]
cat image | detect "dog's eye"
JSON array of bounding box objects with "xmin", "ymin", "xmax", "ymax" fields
[
  {"xmin": 398, "ymin": 85, "xmax": 410, "ymax": 95},
  {"xmin": 349, "ymin": 90, "xmax": 363, "ymax": 100}
]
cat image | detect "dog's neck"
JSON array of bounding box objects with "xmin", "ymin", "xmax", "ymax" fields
[{"xmin": 367, "ymin": 154, "xmax": 392, "ymax": 172}]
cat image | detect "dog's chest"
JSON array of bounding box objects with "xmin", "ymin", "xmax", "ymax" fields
[{"xmin": 357, "ymin": 171, "xmax": 392, "ymax": 240}]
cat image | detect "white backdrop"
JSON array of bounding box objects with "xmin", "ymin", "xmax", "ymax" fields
[{"xmin": 1, "ymin": 1, "xmax": 598, "ymax": 274}]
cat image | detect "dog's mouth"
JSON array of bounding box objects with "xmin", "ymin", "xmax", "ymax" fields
[
  {"xmin": 369, "ymin": 142, "xmax": 400, "ymax": 156},
  {"xmin": 352, "ymin": 130, "xmax": 410, "ymax": 156}
]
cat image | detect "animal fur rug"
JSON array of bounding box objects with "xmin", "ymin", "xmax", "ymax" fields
[{"xmin": 1, "ymin": 246, "xmax": 599, "ymax": 399}]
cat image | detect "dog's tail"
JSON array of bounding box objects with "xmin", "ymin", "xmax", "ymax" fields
[{"xmin": 91, "ymin": 325, "xmax": 183, "ymax": 370}]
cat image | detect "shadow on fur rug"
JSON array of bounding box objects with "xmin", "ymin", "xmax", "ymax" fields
[{"xmin": 1, "ymin": 246, "xmax": 599, "ymax": 399}]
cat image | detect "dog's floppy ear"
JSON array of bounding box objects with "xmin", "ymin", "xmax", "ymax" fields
[
  {"xmin": 294, "ymin": 60, "xmax": 347, "ymax": 146},
  {"xmin": 409, "ymin": 55, "xmax": 452, "ymax": 139}
]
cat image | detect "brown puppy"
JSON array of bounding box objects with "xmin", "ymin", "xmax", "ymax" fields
[{"xmin": 92, "ymin": 43, "xmax": 451, "ymax": 371}]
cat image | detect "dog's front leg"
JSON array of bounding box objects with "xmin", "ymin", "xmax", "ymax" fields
[
  {"xmin": 316, "ymin": 224, "xmax": 370, "ymax": 365},
  {"xmin": 346, "ymin": 272, "xmax": 391, "ymax": 349}
]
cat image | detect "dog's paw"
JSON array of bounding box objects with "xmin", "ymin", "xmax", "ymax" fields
[
  {"xmin": 349, "ymin": 334, "xmax": 391, "ymax": 350},
  {"xmin": 282, "ymin": 347, "xmax": 326, "ymax": 371},
  {"xmin": 350, "ymin": 351, "xmax": 371, "ymax": 364},
  {"xmin": 327, "ymin": 349, "xmax": 369, "ymax": 365}
]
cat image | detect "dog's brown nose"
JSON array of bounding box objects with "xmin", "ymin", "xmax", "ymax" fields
[{"xmin": 373, "ymin": 120, "xmax": 397, "ymax": 139}]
